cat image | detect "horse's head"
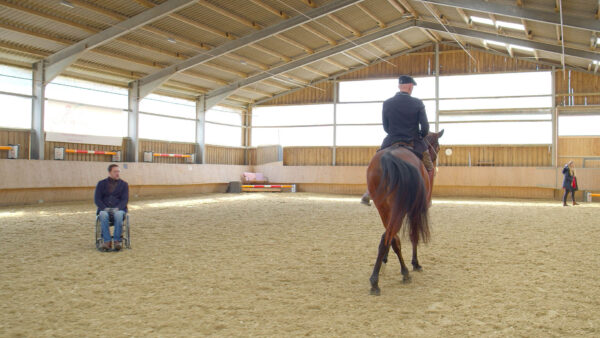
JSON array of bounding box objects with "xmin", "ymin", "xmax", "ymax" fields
[{"xmin": 425, "ymin": 129, "xmax": 444, "ymax": 162}]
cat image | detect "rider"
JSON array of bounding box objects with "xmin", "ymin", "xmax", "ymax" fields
[{"xmin": 361, "ymin": 75, "xmax": 433, "ymax": 206}]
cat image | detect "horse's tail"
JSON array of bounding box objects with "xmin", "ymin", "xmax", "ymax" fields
[{"xmin": 376, "ymin": 151, "xmax": 430, "ymax": 246}]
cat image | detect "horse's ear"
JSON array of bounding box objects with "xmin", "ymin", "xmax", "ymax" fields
[{"xmin": 438, "ymin": 129, "xmax": 444, "ymax": 138}]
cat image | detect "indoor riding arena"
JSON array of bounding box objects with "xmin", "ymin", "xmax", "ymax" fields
[{"xmin": 1, "ymin": 0, "xmax": 599, "ymax": 336}]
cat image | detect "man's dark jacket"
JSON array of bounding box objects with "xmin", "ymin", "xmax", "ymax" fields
[
  {"xmin": 94, "ymin": 178, "xmax": 129, "ymax": 215},
  {"xmin": 381, "ymin": 91, "xmax": 429, "ymax": 153}
]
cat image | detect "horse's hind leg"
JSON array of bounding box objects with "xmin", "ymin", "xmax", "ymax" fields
[
  {"xmin": 411, "ymin": 243, "xmax": 423, "ymax": 271},
  {"xmin": 369, "ymin": 233, "xmax": 391, "ymax": 296},
  {"xmin": 391, "ymin": 236, "xmax": 411, "ymax": 283}
]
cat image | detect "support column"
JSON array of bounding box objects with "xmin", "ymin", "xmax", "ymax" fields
[
  {"xmin": 127, "ymin": 81, "xmax": 140, "ymax": 162},
  {"xmin": 551, "ymin": 67, "xmax": 557, "ymax": 167},
  {"xmin": 195, "ymin": 95, "xmax": 206, "ymax": 164},
  {"xmin": 243, "ymin": 106, "xmax": 252, "ymax": 165},
  {"xmin": 434, "ymin": 43, "xmax": 440, "ymax": 132},
  {"xmin": 31, "ymin": 61, "xmax": 46, "ymax": 160},
  {"xmin": 332, "ymin": 77, "xmax": 338, "ymax": 166}
]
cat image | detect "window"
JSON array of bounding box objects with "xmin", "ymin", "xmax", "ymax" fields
[
  {"xmin": 206, "ymin": 106, "xmax": 242, "ymax": 126},
  {"xmin": 139, "ymin": 94, "xmax": 195, "ymax": 119},
  {"xmin": 252, "ymin": 126, "xmax": 333, "ymax": 146},
  {"xmin": 252, "ymin": 104, "xmax": 334, "ymax": 146},
  {"xmin": 0, "ymin": 65, "xmax": 32, "ymax": 129},
  {"xmin": 339, "ymin": 77, "xmax": 435, "ymax": 102},
  {"xmin": 205, "ymin": 124, "xmax": 241, "ymax": 147},
  {"xmin": 559, "ymin": 116, "xmax": 600, "ymax": 136},
  {"xmin": 439, "ymin": 72, "xmax": 551, "ymax": 99},
  {"xmin": 46, "ymin": 76, "xmax": 128, "ymax": 110},
  {"xmin": 0, "ymin": 65, "xmax": 31, "ymax": 95},
  {"xmin": 336, "ymin": 125, "xmax": 385, "ymax": 146},
  {"xmin": 439, "ymin": 121, "xmax": 552, "ymax": 145},
  {"xmin": 0, "ymin": 94, "xmax": 31, "ymax": 129},
  {"xmin": 252, "ymin": 104, "xmax": 333, "ymax": 126},
  {"xmin": 45, "ymin": 100, "xmax": 128, "ymax": 137},
  {"xmin": 139, "ymin": 113, "xmax": 195, "ymax": 142}
]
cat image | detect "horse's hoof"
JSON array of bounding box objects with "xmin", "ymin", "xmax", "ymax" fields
[
  {"xmin": 402, "ymin": 275, "xmax": 412, "ymax": 284},
  {"xmin": 413, "ymin": 266, "xmax": 423, "ymax": 272},
  {"xmin": 370, "ymin": 287, "xmax": 381, "ymax": 296}
]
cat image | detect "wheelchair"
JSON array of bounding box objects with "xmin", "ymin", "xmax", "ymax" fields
[{"xmin": 95, "ymin": 212, "xmax": 131, "ymax": 251}]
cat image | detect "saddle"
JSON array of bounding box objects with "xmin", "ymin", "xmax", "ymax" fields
[{"xmin": 389, "ymin": 141, "xmax": 423, "ymax": 160}]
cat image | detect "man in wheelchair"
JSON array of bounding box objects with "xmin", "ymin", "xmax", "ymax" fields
[{"xmin": 94, "ymin": 164, "xmax": 129, "ymax": 251}]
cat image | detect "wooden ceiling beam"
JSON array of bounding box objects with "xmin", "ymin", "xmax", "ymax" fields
[
  {"xmin": 369, "ymin": 42, "xmax": 391, "ymax": 57},
  {"xmin": 203, "ymin": 62, "xmax": 248, "ymax": 78},
  {"xmin": 456, "ymin": 8, "xmax": 472, "ymax": 27},
  {"xmin": 302, "ymin": 24, "xmax": 337, "ymax": 46},
  {"xmin": 328, "ymin": 14, "xmax": 361, "ymax": 37},
  {"xmin": 521, "ymin": 19, "xmax": 533, "ymax": 39},
  {"xmin": 300, "ymin": 0, "xmax": 318, "ymax": 8},
  {"xmin": 357, "ymin": 3, "xmax": 386, "ymax": 28},
  {"xmin": 386, "ymin": 0, "xmax": 406, "ymax": 14},
  {"xmin": 323, "ymin": 58, "xmax": 350, "ymax": 70},
  {"xmin": 249, "ymin": 0, "xmax": 289, "ymax": 19},
  {"xmin": 302, "ymin": 65, "xmax": 330, "ymax": 77},
  {"xmin": 276, "ymin": 34, "xmax": 314, "ymax": 54},
  {"xmin": 249, "ymin": 44, "xmax": 292, "ymax": 62},
  {"xmin": 261, "ymin": 79, "xmax": 293, "ymax": 90},
  {"xmin": 170, "ymin": 13, "xmax": 236, "ymax": 40},
  {"xmin": 182, "ymin": 70, "xmax": 228, "ymax": 85},
  {"xmin": 197, "ymin": 0, "xmax": 261, "ymax": 30},
  {"xmin": 224, "ymin": 53, "xmax": 269, "ymax": 70},
  {"xmin": 239, "ymin": 86, "xmax": 273, "ymax": 97},
  {"xmin": 392, "ymin": 34, "xmax": 412, "ymax": 49},
  {"xmin": 422, "ymin": 2, "xmax": 448, "ymax": 25},
  {"xmin": 396, "ymin": 0, "xmax": 419, "ymax": 18},
  {"xmin": 342, "ymin": 51, "xmax": 369, "ymax": 66}
]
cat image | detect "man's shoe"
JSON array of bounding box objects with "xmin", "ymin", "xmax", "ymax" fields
[
  {"xmin": 563, "ymin": 203, "xmax": 569, "ymax": 207},
  {"xmin": 100, "ymin": 241, "xmax": 112, "ymax": 251},
  {"xmin": 113, "ymin": 241, "xmax": 122, "ymax": 251},
  {"xmin": 573, "ymin": 202, "xmax": 579, "ymax": 206}
]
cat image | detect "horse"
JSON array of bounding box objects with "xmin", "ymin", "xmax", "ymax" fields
[{"xmin": 367, "ymin": 130, "xmax": 443, "ymax": 295}]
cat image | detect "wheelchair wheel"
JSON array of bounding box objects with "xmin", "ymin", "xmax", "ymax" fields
[
  {"xmin": 95, "ymin": 217, "xmax": 104, "ymax": 250},
  {"xmin": 124, "ymin": 214, "xmax": 131, "ymax": 249}
]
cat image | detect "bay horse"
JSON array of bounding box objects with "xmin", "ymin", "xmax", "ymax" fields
[{"xmin": 367, "ymin": 130, "xmax": 443, "ymax": 295}]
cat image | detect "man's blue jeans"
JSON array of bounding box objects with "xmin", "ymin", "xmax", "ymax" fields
[{"xmin": 99, "ymin": 210, "xmax": 125, "ymax": 242}]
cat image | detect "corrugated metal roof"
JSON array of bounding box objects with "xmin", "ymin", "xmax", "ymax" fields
[{"xmin": 0, "ymin": 0, "xmax": 598, "ymax": 107}]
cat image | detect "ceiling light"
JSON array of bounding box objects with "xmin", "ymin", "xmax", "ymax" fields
[
  {"xmin": 497, "ymin": 20, "xmax": 525, "ymax": 31},
  {"xmin": 167, "ymin": 37, "xmax": 176, "ymax": 43},
  {"xmin": 471, "ymin": 16, "xmax": 494, "ymax": 26},
  {"xmin": 511, "ymin": 44, "xmax": 534, "ymax": 52},
  {"xmin": 484, "ymin": 39, "xmax": 506, "ymax": 47},
  {"xmin": 60, "ymin": 0, "xmax": 74, "ymax": 8}
]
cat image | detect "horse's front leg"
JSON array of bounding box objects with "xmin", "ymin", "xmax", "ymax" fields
[
  {"xmin": 391, "ymin": 235, "xmax": 411, "ymax": 283},
  {"xmin": 411, "ymin": 243, "xmax": 423, "ymax": 271},
  {"xmin": 370, "ymin": 232, "xmax": 391, "ymax": 296}
]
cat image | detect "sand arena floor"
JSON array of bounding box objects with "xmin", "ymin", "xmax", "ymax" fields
[{"xmin": 1, "ymin": 193, "xmax": 599, "ymax": 337}]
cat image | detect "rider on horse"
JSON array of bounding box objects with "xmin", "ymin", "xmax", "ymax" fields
[{"xmin": 361, "ymin": 75, "xmax": 433, "ymax": 206}]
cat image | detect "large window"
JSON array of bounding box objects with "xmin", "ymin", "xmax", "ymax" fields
[
  {"xmin": 45, "ymin": 100, "xmax": 128, "ymax": 137},
  {"xmin": 138, "ymin": 94, "xmax": 196, "ymax": 143},
  {"xmin": 252, "ymin": 104, "xmax": 333, "ymax": 146},
  {"xmin": 336, "ymin": 76, "xmax": 435, "ymax": 145},
  {"xmin": 0, "ymin": 65, "xmax": 32, "ymax": 129},
  {"xmin": 46, "ymin": 76, "xmax": 128, "ymax": 110},
  {"xmin": 559, "ymin": 116, "xmax": 600, "ymax": 136},
  {"xmin": 205, "ymin": 106, "xmax": 243, "ymax": 147}
]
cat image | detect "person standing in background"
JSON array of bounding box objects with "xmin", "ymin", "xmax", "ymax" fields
[{"xmin": 562, "ymin": 161, "xmax": 579, "ymax": 207}]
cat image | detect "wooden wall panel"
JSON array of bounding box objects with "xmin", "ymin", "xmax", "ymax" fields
[
  {"xmin": 556, "ymin": 71, "xmax": 600, "ymax": 106},
  {"xmin": 0, "ymin": 128, "xmax": 29, "ymax": 159},
  {"xmin": 283, "ymin": 147, "xmax": 332, "ymax": 166},
  {"xmin": 138, "ymin": 139, "xmax": 195, "ymax": 164},
  {"xmin": 340, "ymin": 46, "xmax": 435, "ymax": 80},
  {"xmin": 558, "ymin": 136, "xmax": 600, "ymax": 168},
  {"xmin": 254, "ymin": 145, "xmax": 280, "ymax": 165},
  {"xmin": 438, "ymin": 145, "xmax": 552, "ymax": 167},
  {"xmin": 335, "ymin": 146, "xmax": 378, "ymax": 166},
  {"xmin": 45, "ymin": 139, "xmax": 126, "ymax": 162},
  {"xmin": 261, "ymin": 81, "xmax": 333, "ymax": 105},
  {"xmin": 205, "ymin": 145, "xmax": 245, "ymax": 165}
]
